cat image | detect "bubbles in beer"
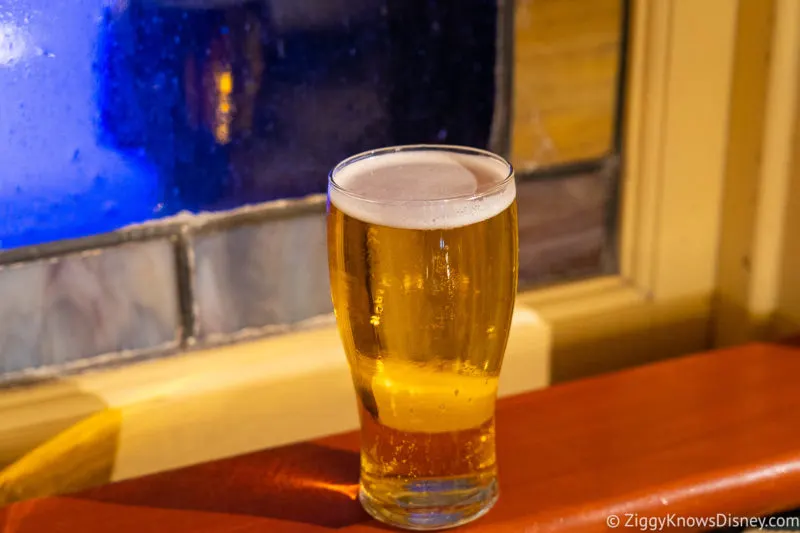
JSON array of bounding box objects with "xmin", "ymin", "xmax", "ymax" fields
[{"xmin": 327, "ymin": 147, "xmax": 518, "ymax": 519}]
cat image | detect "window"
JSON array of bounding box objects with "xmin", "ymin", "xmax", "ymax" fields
[
  {"xmin": 0, "ymin": 0, "xmax": 750, "ymax": 385},
  {"xmin": 1, "ymin": 0, "xmax": 623, "ymax": 285},
  {"xmin": 0, "ymin": 0, "xmax": 627, "ymax": 378},
  {"xmin": 2, "ymin": 1, "xmax": 501, "ymax": 248}
]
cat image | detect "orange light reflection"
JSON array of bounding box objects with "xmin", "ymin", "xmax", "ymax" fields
[{"xmin": 296, "ymin": 479, "xmax": 360, "ymax": 500}]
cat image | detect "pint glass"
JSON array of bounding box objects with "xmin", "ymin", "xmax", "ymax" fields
[{"xmin": 327, "ymin": 145, "xmax": 518, "ymax": 530}]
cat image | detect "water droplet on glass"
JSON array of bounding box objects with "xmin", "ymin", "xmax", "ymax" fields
[{"xmin": 102, "ymin": 200, "xmax": 119, "ymax": 215}]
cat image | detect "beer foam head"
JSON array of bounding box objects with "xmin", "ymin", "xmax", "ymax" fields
[{"xmin": 329, "ymin": 147, "xmax": 516, "ymax": 230}]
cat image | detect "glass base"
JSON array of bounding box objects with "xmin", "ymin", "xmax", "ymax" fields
[{"xmin": 359, "ymin": 474, "xmax": 499, "ymax": 531}]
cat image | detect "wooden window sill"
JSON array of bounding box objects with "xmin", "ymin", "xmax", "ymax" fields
[{"xmin": 0, "ymin": 304, "xmax": 549, "ymax": 495}]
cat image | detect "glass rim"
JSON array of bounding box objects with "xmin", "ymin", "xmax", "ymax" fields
[{"xmin": 328, "ymin": 144, "xmax": 515, "ymax": 205}]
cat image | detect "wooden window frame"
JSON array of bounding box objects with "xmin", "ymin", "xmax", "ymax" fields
[
  {"xmin": 519, "ymin": 0, "xmax": 740, "ymax": 380},
  {"xmin": 714, "ymin": 0, "xmax": 800, "ymax": 346}
]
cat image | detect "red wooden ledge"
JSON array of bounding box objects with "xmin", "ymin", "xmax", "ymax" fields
[{"xmin": 1, "ymin": 343, "xmax": 799, "ymax": 532}]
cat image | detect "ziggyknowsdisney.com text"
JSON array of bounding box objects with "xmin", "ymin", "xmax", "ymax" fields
[{"xmin": 606, "ymin": 512, "xmax": 800, "ymax": 531}]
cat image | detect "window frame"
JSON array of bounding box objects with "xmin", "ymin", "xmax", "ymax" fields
[
  {"xmin": 714, "ymin": 0, "xmax": 800, "ymax": 345},
  {"xmin": 518, "ymin": 0, "xmax": 740, "ymax": 380}
]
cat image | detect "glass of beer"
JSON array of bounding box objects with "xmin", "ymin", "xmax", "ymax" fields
[{"xmin": 327, "ymin": 145, "xmax": 518, "ymax": 530}]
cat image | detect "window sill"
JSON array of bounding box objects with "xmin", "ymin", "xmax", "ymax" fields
[{"xmin": 0, "ymin": 303, "xmax": 549, "ymax": 491}]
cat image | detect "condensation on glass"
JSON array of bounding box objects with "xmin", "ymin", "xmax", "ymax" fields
[
  {"xmin": 0, "ymin": 0, "xmax": 499, "ymax": 249},
  {"xmin": 0, "ymin": 0, "xmax": 627, "ymax": 292}
]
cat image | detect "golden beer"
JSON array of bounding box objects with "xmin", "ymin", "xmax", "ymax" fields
[{"xmin": 327, "ymin": 146, "xmax": 518, "ymax": 530}]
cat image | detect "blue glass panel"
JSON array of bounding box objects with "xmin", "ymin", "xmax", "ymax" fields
[{"xmin": 0, "ymin": 0, "xmax": 498, "ymax": 250}]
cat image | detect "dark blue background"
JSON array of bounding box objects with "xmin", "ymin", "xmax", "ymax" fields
[{"xmin": 0, "ymin": 0, "xmax": 497, "ymax": 249}]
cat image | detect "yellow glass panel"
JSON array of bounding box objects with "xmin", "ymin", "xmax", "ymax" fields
[{"xmin": 513, "ymin": 0, "xmax": 622, "ymax": 169}]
